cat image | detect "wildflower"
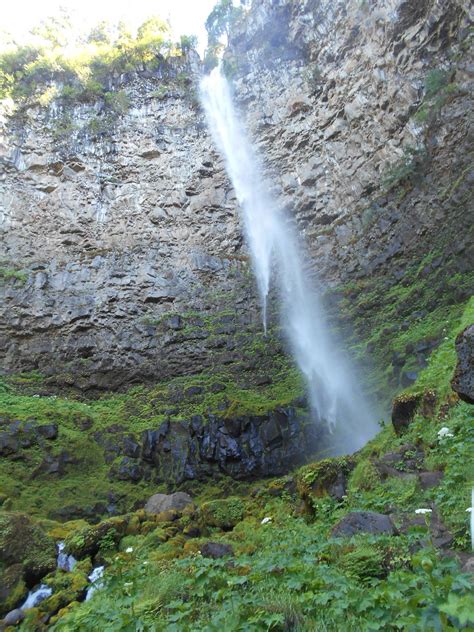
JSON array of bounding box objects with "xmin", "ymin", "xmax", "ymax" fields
[
  {"xmin": 466, "ymin": 508, "xmax": 473, "ymax": 513},
  {"xmin": 415, "ymin": 508, "xmax": 432, "ymax": 515},
  {"xmin": 125, "ymin": 547, "xmax": 133, "ymax": 553},
  {"xmin": 437, "ymin": 427, "xmax": 453, "ymax": 438},
  {"xmin": 261, "ymin": 517, "xmax": 272, "ymax": 525},
  {"xmin": 124, "ymin": 582, "xmax": 133, "ymax": 588},
  {"xmin": 143, "ymin": 561, "xmax": 149, "ymax": 565}
]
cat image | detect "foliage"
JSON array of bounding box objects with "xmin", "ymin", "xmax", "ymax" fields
[
  {"xmin": 382, "ymin": 145, "xmax": 428, "ymax": 192},
  {"xmin": 0, "ymin": 13, "xmax": 187, "ymax": 103},
  {"xmin": 0, "ymin": 266, "xmax": 28, "ymax": 283},
  {"xmin": 414, "ymin": 68, "xmax": 459, "ymax": 125},
  {"xmin": 205, "ymin": 0, "xmax": 243, "ymax": 46}
]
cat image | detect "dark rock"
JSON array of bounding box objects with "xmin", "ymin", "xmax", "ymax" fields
[
  {"xmin": 3, "ymin": 608, "xmax": 25, "ymax": 626},
  {"xmin": 400, "ymin": 370, "xmax": 418, "ymax": 387},
  {"xmin": 331, "ymin": 511, "xmax": 397, "ymax": 537},
  {"xmin": 184, "ymin": 386, "xmax": 204, "ymax": 398},
  {"xmin": 144, "ymin": 492, "xmax": 193, "ymax": 514},
  {"xmin": 0, "ymin": 565, "xmax": 27, "ymax": 617},
  {"xmin": 451, "ymin": 325, "xmax": 474, "ymax": 404},
  {"xmin": 36, "ymin": 424, "xmax": 58, "ymax": 440},
  {"xmin": 391, "ymin": 393, "xmax": 422, "ymax": 434},
  {"xmin": 114, "ymin": 457, "xmax": 143, "ymax": 482},
  {"xmin": 200, "ymin": 542, "xmax": 234, "ymax": 559},
  {"xmin": 0, "ymin": 513, "xmax": 56, "ymax": 586},
  {"xmin": 0, "ymin": 433, "xmax": 19, "ymax": 456},
  {"xmin": 418, "ymin": 471, "xmax": 443, "ymax": 490}
]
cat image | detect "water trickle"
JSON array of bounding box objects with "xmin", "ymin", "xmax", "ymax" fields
[
  {"xmin": 57, "ymin": 542, "xmax": 77, "ymax": 572},
  {"xmin": 85, "ymin": 565, "xmax": 105, "ymax": 601},
  {"xmin": 21, "ymin": 585, "xmax": 53, "ymax": 610},
  {"xmin": 200, "ymin": 68, "xmax": 379, "ymax": 454}
]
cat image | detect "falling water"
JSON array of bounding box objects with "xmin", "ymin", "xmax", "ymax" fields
[
  {"xmin": 20, "ymin": 585, "xmax": 53, "ymax": 610},
  {"xmin": 200, "ymin": 68, "xmax": 379, "ymax": 454}
]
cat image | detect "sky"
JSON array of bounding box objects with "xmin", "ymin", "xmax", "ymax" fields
[{"xmin": 1, "ymin": 0, "xmax": 218, "ymax": 54}]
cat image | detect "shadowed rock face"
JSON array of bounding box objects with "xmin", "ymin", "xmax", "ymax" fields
[
  {"xmin": 107, "ymin": 407, "xmax": 319, "ymax": 484},
  {"xmin": 451, "ymin": 325, "xmax": 474, "ymax": 404}
]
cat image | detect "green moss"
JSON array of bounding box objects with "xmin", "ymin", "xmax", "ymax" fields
[
  {"xmin": 348, "ymin": 460, "xmax": 381, "ymax": 493},
  {"xmin": 0, "ymin": 266, "xmax": 28, "ymax": 283},
  {"xmin": 200, "ymin": 497, "xmax": 244, "ymax": 530},
  {"xmin": 0, "ymin": 512, "xmax": 57, "ymax": 582}
]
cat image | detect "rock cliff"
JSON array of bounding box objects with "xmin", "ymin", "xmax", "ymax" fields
[{"xmin": 1, "ymin": 0, "xmax": 473, "ymax": 398}]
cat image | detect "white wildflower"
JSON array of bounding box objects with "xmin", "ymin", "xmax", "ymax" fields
[
  {"xmin": 124, "ymin": 582, "xmax": 133, "ymax": 588},
  {"xmin": 466, "ymin": 508, "xmax": 473, "ymax": 513},
  {"xmin": 125, "ymin": 547, "xmax": 133, "ymax": 553},
  {"xmin": 437, "ymin": 427, "xmax": 454, "ymax": 438},
  {"xmin": 415, "ymin": 508, "xmax": 432, "ymax": 515},
  {"xmin": 143, "ymin": 561, "xmax": 149, "ymax": 565},
  {"xmin": 261, "ymin": 517, "xmax": 272, "ymax": 525}
]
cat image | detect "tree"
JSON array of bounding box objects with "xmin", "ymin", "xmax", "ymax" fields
[{"xmin": 205, "ymin": 0, "xmax": 243, "ymax": 47}]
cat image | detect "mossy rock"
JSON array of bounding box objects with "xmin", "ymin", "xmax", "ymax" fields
[
  {"xmin": 296, "ymin": 457, "xmax": 355, "ymax": 511},
  {"xmin": 0, "ymin": 564, "xmax": 27, "ymax": 616},
  {"xmin": 200, "ymin": 497, "xmax": 244, "ymax": 530},
  {"xmin": 348, "ymin": 460, "xmax": 381, "ymax": 493},
  {"xmin": 0, "ymin": 512, "xmax": 57, "ymax": 585},
  {"xmin": 38, "ymin": 563, "xmax": 90, "ymax": 621},
  {"xmin": 63, "ymin": 516, "xmax": 129, "ymax": 559}
]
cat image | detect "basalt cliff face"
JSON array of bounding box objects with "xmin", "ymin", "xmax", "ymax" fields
[
  {"xmin": 1, "ymin": 0, "xmax": 473, "ymax": 397},
  {"xmin": 230, "ymin": 0, "xmax": 472, "ymax": 285}
]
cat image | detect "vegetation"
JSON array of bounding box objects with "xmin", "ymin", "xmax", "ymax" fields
[{"xmin": 0, "ymin": 14, "xmax": 195, "ymax": 104}]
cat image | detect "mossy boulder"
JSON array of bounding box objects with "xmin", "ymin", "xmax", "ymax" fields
[
  {"xmin": 200, "ymin": 497, "xmax": 244, "ymax": 530},
  {"xmin": 0, "ymin": 512, "xmax": 57, "ymax": 585},
  {"xmin": 297, "ymin": 457, "xmax": 354, "ymax": 512},
  {"xmin": 0, "ymin": 564, "xmax": 27, "ymax": 616},
  {"xmin": 63, "ymin": 516, "xmax": 129, "ymax": 559}
]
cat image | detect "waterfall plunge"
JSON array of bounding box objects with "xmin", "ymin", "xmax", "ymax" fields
[{"xmin": 200, "ymin": 68, "xmax": 379, "ymax": 454}]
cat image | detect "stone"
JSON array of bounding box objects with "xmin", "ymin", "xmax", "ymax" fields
[
  {"xmin": 200, "ymin": 497, "xmax": 244, "ymax": 530},
  {"xmin": 200, "ymin": 542, "xmax": 234, "ymax": 559},
  {"xmin": 451, "ymin": 325, "xmax": 474, "ymax": 404},
  {"xmin": 3, "ymin": 609, "xmax": 25, "ymax": 626},
  {"xmin": 0, "ymin": 513, "xmax": 57, "ymax": 585},
  {"xmin": 0, "ymin": 565, "xmax": 27, "ymax": 617},
  {"xmin": 391, "ymin": 393, "xmax": 422, "ymax": 434},
  {"xmin": 36, "ymin": 423, "xmax": 58, "ymax": 440},
  {"xmin": 144, "ymin": 492, "xmax": 193, "ymax": 515},
  {"xmin": 418, "ymin": 471, "xmax": 443, "ymax": 490},
  {"xmin": 331, "ymin": 512, "xmax": 397, "ymax": 537}
]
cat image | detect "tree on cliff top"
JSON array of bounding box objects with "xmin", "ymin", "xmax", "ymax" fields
[{"xmin": 205, "ymin": 0, "xmax": 244, "ymax": 47}]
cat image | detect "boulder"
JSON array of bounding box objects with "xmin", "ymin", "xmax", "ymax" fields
[
  {"xmin": 391, "ymin": 393, "xmax": 422, "ymax": 434},
  {"xmin": 451, "ymin": 325, "xmax": 474, "ymax": 404},
  {"xmin": 200, "ymin": 497, "xmax": 244, "ymax": 530},
  {"xmin": 331, "ymin": 511, "xmax": 397, "ymax": 537},
  {"xmin": 144, "ymin": 492, "xmax": 193, "ymax": 515},
  {"xmin": 200, "ymin": 542, "xmax": 234, "ymax": 559},
  {"xmin": 3, "ymin": 608, "xmax": 25, "ymax": 626},
  {"xmin": 0, "ymin": 565, "xmax": 27, "ymax": 617},
  {"xmin": 0, "ymin": 513, "xmax": 57, "ymax": 585}
]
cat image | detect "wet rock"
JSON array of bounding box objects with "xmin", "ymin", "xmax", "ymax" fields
[
  {"xmin": 3, "ymin": 608, "xmax": 25, "ymax": 626},
  {"xmin": 331, "ymin": 512, "xmax": 397, "ymax": 537},
  {"xmin": 451, "ymin": 325, "xmax": 474, "ymax": 404},
  {"xmin": 0, "ymin": 565, "xmax": 27, "ymax": 617},
  {"xmin": 144, "ymin": 492, "xmax": 194, "ymax": 514},
  {"xmin": 200, "ymin": 542, "xmax": 234, "ymax": 559}
]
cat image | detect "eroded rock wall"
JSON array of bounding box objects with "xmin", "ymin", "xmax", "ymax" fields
[
  {"xmin": 0, "ymin": 56, "xmax": 264, "ymax": 390},
  {"xmin": 229, "ymin": 0, "xmax": 473, "ymax": 284}
]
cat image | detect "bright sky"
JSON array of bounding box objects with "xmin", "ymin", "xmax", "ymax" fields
[{"xmin": 2, "ymin": 0, "xmax": 217, "ymax": 54}]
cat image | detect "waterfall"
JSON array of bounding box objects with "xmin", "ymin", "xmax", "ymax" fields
[
  {"xmin": 20, "ymin": 585, "xmax": 53, "ymax": 610},
  {"xmin": 57, "ymin": 542, "xmax": 77, "ymax": 572},
  {"xmin": 200, "ymin": 68, "xmax": 379, "ymax": 454},
  {"xmin": 85, "ymin": 565, "xmax": 105, "ymax": 601}
]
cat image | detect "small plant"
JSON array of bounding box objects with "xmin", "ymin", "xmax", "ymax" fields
[{"xmin": 382, "ymin": 145, "xmax": 428, "ymax": 191}]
